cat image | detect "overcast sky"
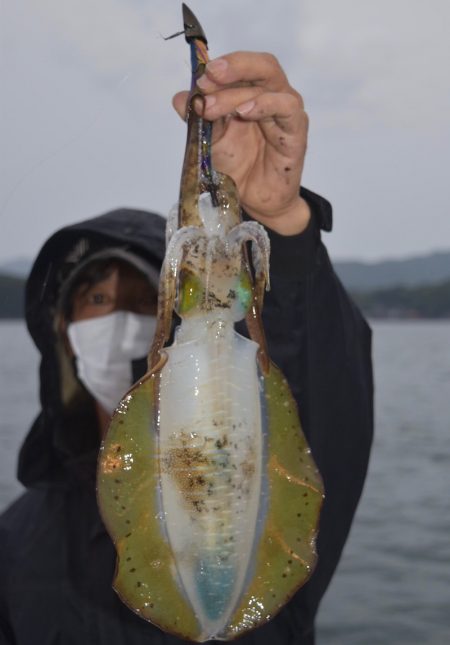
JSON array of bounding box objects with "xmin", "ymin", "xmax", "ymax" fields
[{"xmin": 1, "ymin": 0, "xmax": 449, "ymax": 263}]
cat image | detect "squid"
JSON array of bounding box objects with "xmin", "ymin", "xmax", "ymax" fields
[{"xmin": 97, "ymin": 4, "xmax": 324, "ymax": 641}]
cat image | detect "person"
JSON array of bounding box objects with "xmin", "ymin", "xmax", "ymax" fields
[{"xmin": 0, "ymin": 52, "xmax": 373, "ymax": 644}]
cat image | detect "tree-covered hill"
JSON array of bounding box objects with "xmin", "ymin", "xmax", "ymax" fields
[
  {"xmin": 334, "ymin": 250, "xmax": 450, "ymax": 291},
  {"xmin": 2, "ymin": 255, "xmax": 450, "ymax": 320},
  {"xmin": 351, "ymin": 280, "xmax": 450, "ymax": 319},
  {"xmin": 0, "ymin": 274, "xmax": 25, "ymax": 319},
  {"xmin": 3, "ymin": 250, "xmax": 450, "ymax": 290}
]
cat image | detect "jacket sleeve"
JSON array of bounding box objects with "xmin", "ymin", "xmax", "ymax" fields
[
  {"xmin": 250, "ymin": 187, "xmax": 374, "ymax": 639},
  {"xmin": 0, "ymin": 527, "xmax": 16, "ymax": 645},
  {"xmin": 0, "ymin": 622, "xmax": 15, "ymax": 645}
]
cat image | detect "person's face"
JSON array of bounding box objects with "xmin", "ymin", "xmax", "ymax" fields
[{"xmin": 70, "ymin": 261, "xmax": 158, "ymax": 322}]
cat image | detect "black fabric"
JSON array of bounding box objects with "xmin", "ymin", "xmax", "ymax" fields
[{"xmin": 0, "ymin": 194, "xmax": 373, "ymax": 645}]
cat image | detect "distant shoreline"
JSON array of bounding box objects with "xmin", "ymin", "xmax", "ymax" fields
[
  {"xmin": 1, "ymin": 271, "xmax": 449, "ymax": 321},
  {"xmin": 350, "ymin": 280, "xmax": 450, "ymax": 320}
]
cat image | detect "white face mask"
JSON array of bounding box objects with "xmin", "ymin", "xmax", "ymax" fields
[{"xmin": 67, "ymin": 312, "xmax": 157, "ymax": 415}]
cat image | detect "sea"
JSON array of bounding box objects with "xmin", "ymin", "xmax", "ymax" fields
[{"xmin": 0, "ymin": 320, "xmax": 449, "ymax": 644}]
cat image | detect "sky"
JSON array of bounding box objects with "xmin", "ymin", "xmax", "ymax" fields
[{"xmin": 1, "ymin": 0, "xmax": 449, "ymax": 263}]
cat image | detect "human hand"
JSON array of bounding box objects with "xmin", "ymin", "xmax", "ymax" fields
[{"xmin": 172, "ymin": 51, "xmax": 310, "ymax": 236}]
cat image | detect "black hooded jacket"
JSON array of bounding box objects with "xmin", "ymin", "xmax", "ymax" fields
[{"xmin": 0, "ymin": 189, "xmax": 373, "ymax": 645}]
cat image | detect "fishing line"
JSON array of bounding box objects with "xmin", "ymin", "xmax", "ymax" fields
[
  {"xmin": 0, "ymin": 23, "xmax": 175, "ymax": 224},
  {"xmin": 1, "ymin": 24, "xmax": 182, "ymax": 222},
  {"xmin": 0, "ymin": 72, "xmax": 132, "ymax": 221},
  {"xmin": 161, "ymin": 29, "xmax": 186, "ymax": 40}
]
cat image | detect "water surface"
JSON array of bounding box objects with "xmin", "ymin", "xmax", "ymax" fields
[{"xmin": 1, "ymin": 320, "xmax": 449, "ymax": 643}]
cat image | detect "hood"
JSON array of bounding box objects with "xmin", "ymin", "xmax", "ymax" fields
[{"xmin": 19, "ymin": 208, "xmax": 166, "ymax": 489}]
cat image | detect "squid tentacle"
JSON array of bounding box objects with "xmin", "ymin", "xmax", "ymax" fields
[
  {"xmin": 226, "ymin": 221, "xmax": 271, "ymax": 291},
  {"xmin": 165, "ymin": 203, "xmax": 180, "ymax": 246},
  {"xmin": 149, "ymin": 226, "xmax": 205, "ymax": 368},
  {"xmin": 164, "ymin": 225, "xmax": 205, "ymax": 279}
]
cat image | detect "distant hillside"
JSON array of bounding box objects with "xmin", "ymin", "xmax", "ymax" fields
[
  {"xmin": 352, "ymin": 279, "xmax": 450, "ymax": 319},
  {"xmin": 0, "ymin": 258, "xmax": 32, "ymax": 278},
  {"xmin": 2, "ymin": 250, "xmax": 450, "ymax": 320},
  {"xmin": 2, "ymin": 249, "xmax": 450, "ymax": 290},
  {"xmin": 0, "ymin": 274, "xmax": 25, "ymax": 319},
  {"xmin": 334, "ymin": 250, "xmax": 450, "ymax": 291}
]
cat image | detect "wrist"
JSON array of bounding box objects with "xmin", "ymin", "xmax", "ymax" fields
[{"xmin": 246, "ymin": 196, "xmax": 311, "ymax": 236}]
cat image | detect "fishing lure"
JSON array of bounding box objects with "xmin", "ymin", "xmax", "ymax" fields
[{"xmin": 97, "ymin": 4, "xmax": 324, "ymax": 641}]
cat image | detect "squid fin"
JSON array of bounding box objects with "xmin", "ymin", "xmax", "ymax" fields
[
  {"xmin": 97, "ymin": 376, "xmax": 201, "ymax": 641},
  {"xmin": 225, "ymin": 363, "xmax": 324, "ymax": 638}
]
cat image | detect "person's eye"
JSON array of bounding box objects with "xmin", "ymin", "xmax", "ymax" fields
[{"xmin": 89, "ymin": 292, "xmax": 108, "ymax": 305}]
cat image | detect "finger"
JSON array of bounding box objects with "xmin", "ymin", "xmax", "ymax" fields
[
  {"xmin": 172, "ymin": 91, "xmax": 189, "ymax": 119},
  {"xmin": 201, "ymin": 51, "xmax": 292, "ymax": 93},
  {"xmin": 172, "ymin": 91, "xmax": 216, "ymax": 119},
  {"xmin": 197, "ymin": 86, "xmax": 265, "ymax": 120},
  {"xmin": 232, "ymin": 93, "xmax": 308, "ymax": 162},
  {"xmin": 173, "ymin": 85, "xmax": 265, "ymax": 123},
  {"xmin": 172, "ymin": 90, "xmax": 228, "ymax": 143},
  {"xmin": 234, "ymin": 91, "xmax": 308, "ymax": 148}
]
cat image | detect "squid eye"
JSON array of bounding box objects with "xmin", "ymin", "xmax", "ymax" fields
[
  {"xmin": 236, "ymin": 271, "xmax": 253, "ymax": 312},
  {"xmin": 177, "ymin": 271, "xmax": 203, "ymax": 315}
]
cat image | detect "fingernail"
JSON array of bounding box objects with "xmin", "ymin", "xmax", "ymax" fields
[
  {"xmin": 204, "ymin": 95, "xmax": 216, "ymax": 109},
  {"xmin": 193, "ymin": 96, "xmax": 204, "ymax": 114},
  {"xmin": 197, "ymin": 74, "xmax": 213, "ymax": 90},
  {"xmin": 236, "ymin": 100, "xmax": 255, "ymax": 115},
  {"xmin": 206, "ymin": 58, "xmax": 228, "ymax": 75}
]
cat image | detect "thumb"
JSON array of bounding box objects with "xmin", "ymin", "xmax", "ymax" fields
[{"xmin": 172, "ymin": 91, "xmax": 189, "ymax": 120}]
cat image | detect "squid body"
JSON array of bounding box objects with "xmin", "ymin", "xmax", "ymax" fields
[{"xmin": 97, "ymin": 4, "xmax": 324, "ymax": 641}]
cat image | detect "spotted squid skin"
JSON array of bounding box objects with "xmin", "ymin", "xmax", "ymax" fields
[
  {"xmin": 98, "ymin": 192, "xmax": 324, "ymax": 640},
  {"xmin": 98, "ymin": 5, "xmax": 323, "ymax": 639},
  {"xmin": 97, "ymin": 347, "xmax": 323, "ymax": 641}
]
